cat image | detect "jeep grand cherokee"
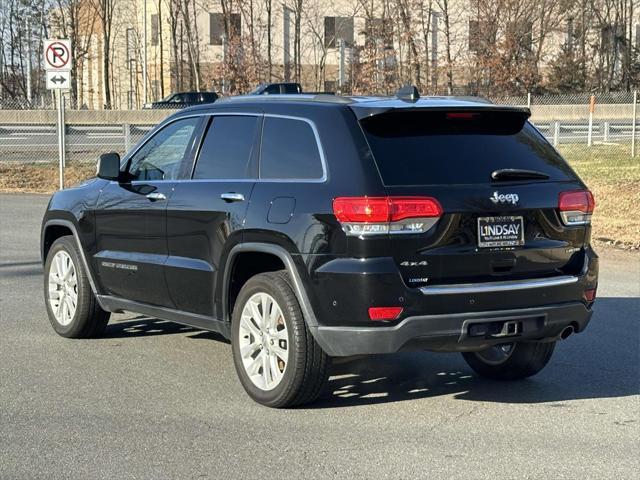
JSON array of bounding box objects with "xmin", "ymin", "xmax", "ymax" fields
[{"xmin": 41, "ymin": 89, "xmax": 598, "ymax": 407}]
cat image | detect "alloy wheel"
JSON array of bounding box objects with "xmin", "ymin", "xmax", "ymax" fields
[
  {"xmin": 48, "ymin": 250, "xmax": 78, "ymax": 326},
  {"xmin": 238, "ymin": 292, "xmax": 289, "ymax": 391},
  {"xmin": 474, "ymin": 343, "xmax": 515, "ymax": 365}
]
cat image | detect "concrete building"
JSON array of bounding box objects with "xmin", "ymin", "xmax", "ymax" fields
[{"xmin": 54, "ymin": 0, "xmax": 640, "ymax": 110}]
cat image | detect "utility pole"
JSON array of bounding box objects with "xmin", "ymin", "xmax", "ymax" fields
[
  {"xmin": 431, "ymin": 12, "xmax": 439, "ymax": 93},
  {"xmin": 283, "ymin": 5, "xmax": 291, "ymax": 81},
  {"xmin": 0, "ymin": 37, "xmax": 3, "ymax": 99},
  {"xmin": 338, "ymin": 39, "xmax": 345, "ymax": 93},
  {"xmin": 143, "ymin": 0, "xmax": 148, "ymax": 105},
  {"xmin": 26, "ymin": 17, "xmax": 32, "ymax": 104},
  {"xmin": 221, "ymin": 34, "xmax": 228, "ymax": 95},
  {"xmin": 632, "ymin": 91, "xmax": 637, "ymax": 157}
]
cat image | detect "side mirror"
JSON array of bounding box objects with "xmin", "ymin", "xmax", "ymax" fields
[{"xmin": 97, "ymin": 152, "xmax": 121, "ymax": 181}]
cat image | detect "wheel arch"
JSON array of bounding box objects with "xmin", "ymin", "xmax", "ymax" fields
[
  {"xmin": 41, "ymin": 219, "xmax": 103, "ymax": 306},
  {"xmin": 222, "ymin": 243, "xmax": 320, "ymax": 332}
]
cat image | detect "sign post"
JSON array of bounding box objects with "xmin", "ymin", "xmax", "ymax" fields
[
  {"xmin": 44, "ymin": 39, "xmax": 72, "ymax": 190},
  {"xmin": 587, "ymin": 95, "xmax": 595, "ymax": 147},
  {"xmin": 632, "ymin": 91, "xmax": 637, "ymax": 158}
]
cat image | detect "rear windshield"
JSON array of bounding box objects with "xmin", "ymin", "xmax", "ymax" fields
[{"xmin": 360, "ymin": 110, "xmax": 577, "ymax": 186}]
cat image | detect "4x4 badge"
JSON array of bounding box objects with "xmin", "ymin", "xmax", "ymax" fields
[
  {"xmin": 400, "ymin": 260, "xmax": 428, "ymax": 267},
  {"xmin": 490, "ymin": 191, "xmax": 519, "ymax": 205}
]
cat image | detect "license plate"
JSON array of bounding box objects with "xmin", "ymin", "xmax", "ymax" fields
[{"xmin": 477, "ymin": 216, "xmax": 524, "ymax": 248}]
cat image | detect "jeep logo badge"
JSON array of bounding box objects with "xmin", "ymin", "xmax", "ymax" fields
[{"xmin": 490, "ymin": 191, "xmax": 519, "ymax": 205}]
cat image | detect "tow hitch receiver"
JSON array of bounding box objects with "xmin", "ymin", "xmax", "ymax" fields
[
  {"xmin": 468, "ymin": 320, "xmax": 522, "ymax": 338},
  {"xmin": 492, "ymin": 320, "xmax": 521, "ymax": 338}
]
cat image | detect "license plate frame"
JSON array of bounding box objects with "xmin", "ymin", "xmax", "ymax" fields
[{"xmin": 477, "ymin": 216, "xmax": 524, "ymax": 248}]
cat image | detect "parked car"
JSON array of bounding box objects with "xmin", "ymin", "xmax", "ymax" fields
[
  {"xmin": 41, "ymin": 88, "xmax": 598, "ymax": 407},
  {"xmin": 145, "ymin": 91, "xmax": 219, "ymax": 109},
  {"xmin": 249, "ymin": 82, "xmax": 303, "ymax": 95}
]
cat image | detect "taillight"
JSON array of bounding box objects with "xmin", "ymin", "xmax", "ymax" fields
[
  {"xmin": 445, "ymin": 112, "xmax": 479, "ymax": 120},
  {"xmin": 368, "ymin": 306, "xmax": 403, "ymax": 321},
  {"xmin": 558, "ymin": 190, "xmax": 595, "ymax": 226},
  {"xmin": 333, "ymin": 196, "xmax": 442, "ymax": 236},
  {"xmin": 584, "ymin": 287, "xmax": 597, "ymax": 302}
]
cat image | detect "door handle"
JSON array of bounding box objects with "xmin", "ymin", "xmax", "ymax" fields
[
  {"xmin": 220, "ymin": 192, "xmax": 245, "ymax": 202},
  {"xmin": 146, "ymin": 192, "xmax": 166, "ymax": 201}
]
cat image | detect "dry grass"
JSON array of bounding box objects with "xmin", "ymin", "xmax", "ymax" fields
[
  {"xmin": 561, "ymin": 145, "xmax": 640, "ymax": 250},
  {"xmin": 1, "ymin": 144, "xmax": 638, "ymax": 249},
  {"xmin": 0, "ymin": 164, "xmax": 95, "ymax": 193}
]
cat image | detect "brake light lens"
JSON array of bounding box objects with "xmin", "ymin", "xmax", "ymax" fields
[
  {"xmin": 445, "ymin": 112, "xmax": 479, "ymax": 120},
  {"xmin": 333, "ymin": 196, "xmax": 442, "ymax": 236},
  {"xmin": 584, "ymin": 287, "xmax": 597, "ymax": 302},
  {"xmin": 368, "ymin": 306, "xmax": 403, "ymax": 321},
  {"xmin": 333, "ymin": 197, "xmax": 390, "ymax": 223},
  {"xmin": 558, "ymin": 190, "xmax": 595, "ymax": 226}
]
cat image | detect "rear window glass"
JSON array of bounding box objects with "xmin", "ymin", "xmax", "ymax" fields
[
  {"xmin": 361, "ymin": 110, "xmax": 577, "ymax": 186},
  {"xmin": 260, "ymin": 117, "xmax": 324, "ymax": 179}
]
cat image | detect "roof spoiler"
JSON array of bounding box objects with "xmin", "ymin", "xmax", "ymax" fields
[{"xmin": 351, "ymin": 104, "xmax": 532, "ymax": 120}]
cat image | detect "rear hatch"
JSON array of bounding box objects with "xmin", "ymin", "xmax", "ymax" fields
[{"xmin": 359, "ymin": 107, "xmax": 590, "ymax": 288}]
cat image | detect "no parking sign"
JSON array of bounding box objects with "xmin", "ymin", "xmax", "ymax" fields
[{"xmin": 44, "ymin": 39, "xmax": 72, "ymax": 90}]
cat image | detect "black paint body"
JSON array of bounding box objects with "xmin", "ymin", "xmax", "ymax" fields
[{"xmin": 41, "ymin": 96, "xmax": 598, "ymax": 356}]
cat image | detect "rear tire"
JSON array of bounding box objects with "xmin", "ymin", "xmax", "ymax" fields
[
  {"xmin": 462, "ymin": 341, "xmax": 555, "ymax": 380},
  {"xmin": 231, "ymin": 271, "xmax": 329, "ymax": 408},
  {"xmin": 44, "ymin": 236, "xmax": 110, "ymax": 338}
]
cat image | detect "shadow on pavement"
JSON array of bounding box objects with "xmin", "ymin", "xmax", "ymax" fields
[
  {"xmin": 103, "ymin": 316, "xmax": 195, "ymax": 338},
  {"xmin": 99, "ymin": 297, "xmax": 639, "ymax": 408},
  {"xmin": 0, "ymin": 260, "xmax": 43, "ymax": 278},
  {"xmin": 102, "ymin": 316, "xmax": 229, "ymax": 344},
  {"xmin": 0, "ymin": 260, "xmax": 42, "ymax": 268},
  {"xmin": 309, "ymin": 297, "xmax": 639, "ymax": 408}
]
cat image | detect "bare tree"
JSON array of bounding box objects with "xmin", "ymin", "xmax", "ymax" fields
[
  {"xmin": 264, "ymin": 0, "xmax": 273, "ymax": 80},
  {"xmin": 53, "ymin": 0, "xmax": 97, "ymax": 107},
  {"xmin": 87, "ymin": 0, "xmax": 117, "ymax": 108},
  {"xmin": 179, "ymin": 0, "xmax": 201, "ymax": 90}
]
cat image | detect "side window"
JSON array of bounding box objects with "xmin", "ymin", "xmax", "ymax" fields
[
  {"xmin": 260, "ymin": 117, "xmax": 324, "ymax": 180},
  {"xmin": 263, "ymin": 84, "xmax": 281, "ymax": 95},
  {"xmin": 184, "ymin": 93, "xmax": 199, "ymax": 103},
  {"xmin": 127, "ymin": 117, "xmax": 200, "ymax": 181},
  {"xmin": 193, "ymin": 115, "xmax": 260, "ymax": 180}
]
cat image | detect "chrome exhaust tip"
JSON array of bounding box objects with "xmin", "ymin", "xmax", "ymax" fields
[{"xmin": 560, "ymin": 325, "xmax": 575, "ymax": 340}]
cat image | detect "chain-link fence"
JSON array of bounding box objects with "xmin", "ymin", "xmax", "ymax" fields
[
  {"xmin": 487, "ymin": 91, "xmax": 639, "ymax": 162},
  {"xmin": 0, "ymin": 92, "xmax": 638, "ymax": 192},
  {"xmin": 0, "ymin": 107, "xmax": 176, "ymax": 191}
]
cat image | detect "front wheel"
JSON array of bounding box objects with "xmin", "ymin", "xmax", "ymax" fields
[
  {"xmin": 231, "ymin": 271, "xmax": 329, "ymax": 408},
  {"xmin": 462, "ymin": 341, "xmax": 556, "ymax": 380},
  {"xmin": 44, "ymin": 236, "xmax": 110, "ymax": 338}
]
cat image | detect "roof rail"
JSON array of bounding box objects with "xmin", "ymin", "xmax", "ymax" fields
[
  {"xmin": 217, "ymin": 94, "xmax": 353, "ymax": 105},
  {"xmin": 396, "ymin": 85, "xmax": 420, "ymax": 103}
]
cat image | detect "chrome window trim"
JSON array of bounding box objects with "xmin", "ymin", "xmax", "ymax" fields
[{"xmin": 116, "ymin": 111, "xmax": 329, "ymax": 184}]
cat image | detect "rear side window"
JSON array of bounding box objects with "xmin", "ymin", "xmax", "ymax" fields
[
  {"xmin": 361, "ymin": 110, "xmax": 578, "ymax": 186},
  {"xmin": 200, "ymin": 92, "xmax": 218, "ymax": 102},
  {"xmin": 182, "ymin": 93, "xmax": 200, "ymax": 103},
  {"xmin": 193, "ymin": 115, "xmax": 260, "ymax": 179},
  {"xmin": 260, "ymin": 117, "xmax": 323, "ymax": 180}
]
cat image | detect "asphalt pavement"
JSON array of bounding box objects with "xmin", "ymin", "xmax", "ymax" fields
[{"xmin": 1, "ymin": 193, "xmax": 638, "ymax": 479}]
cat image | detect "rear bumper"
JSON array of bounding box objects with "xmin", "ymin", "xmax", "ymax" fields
[{"xmin": 311, "ymin": 302, "xmax": 593, "ymax": 356}]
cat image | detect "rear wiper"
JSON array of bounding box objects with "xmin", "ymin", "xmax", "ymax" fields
[{"xmin": 491, "ymin": 168, "xmax": 550, "ymax": 181}]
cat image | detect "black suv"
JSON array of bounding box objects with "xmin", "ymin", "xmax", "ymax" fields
[
  {"xmin": 146, "ymin": 91, "xmax": 219, "ymax": 109},
  {"xmin": 41, "ymin": 91, "xmax": 598, "ymax": 407}
]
